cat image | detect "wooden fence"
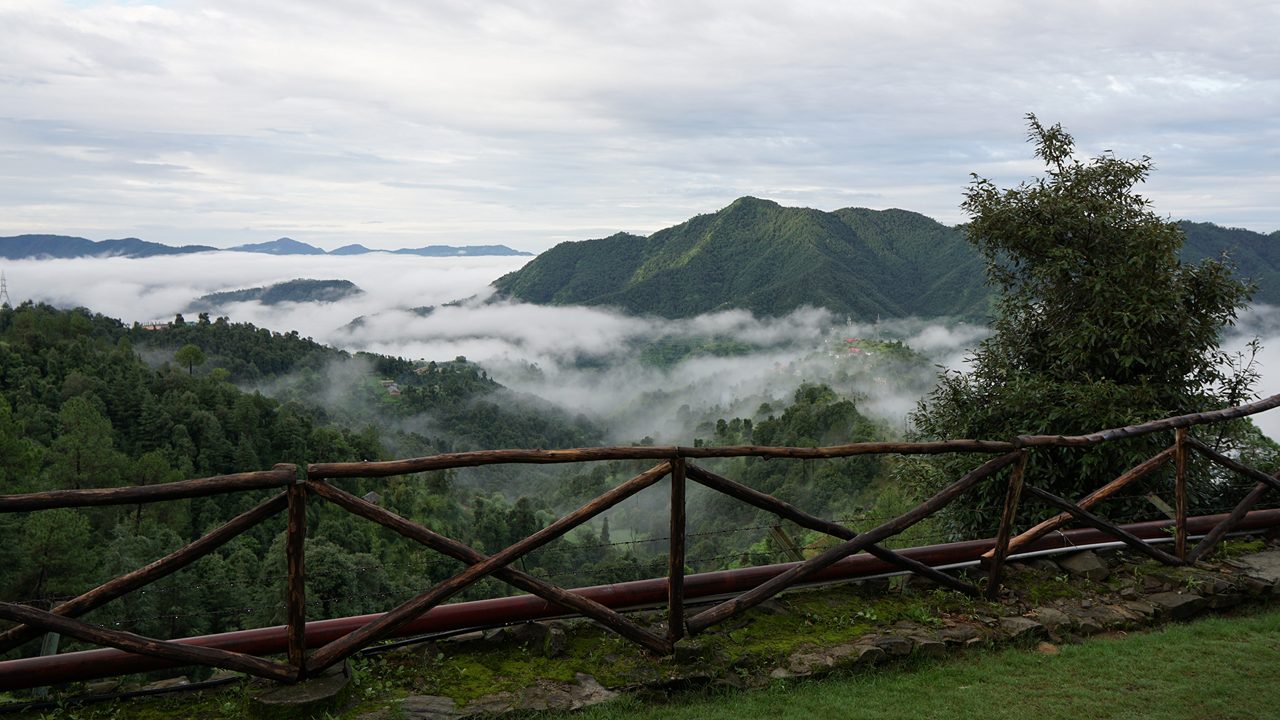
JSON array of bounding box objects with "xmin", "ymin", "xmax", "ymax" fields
[{"xmin": 2, "ymin": 393, "xmax": 1280, "ymax": 686}]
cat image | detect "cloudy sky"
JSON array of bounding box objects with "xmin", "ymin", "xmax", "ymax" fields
[{"xmin": 2, "ymin": 1, "xmax": 1277, "ymax": 251}]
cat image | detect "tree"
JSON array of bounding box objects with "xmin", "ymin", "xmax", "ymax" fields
[
  {"xmin": 910, "ymin": 115, "xmax": 1258, "ymax": 535},
  {"xmin": 174, "ymin": 343, "xmax": 206, "ymax": 376},
  {"xmin": 47, "ymin": 396, "xmax": 123, "ymax": 490},
  {"xmin": 0, "ymin": 396, "xmax": 42, "ymax": 493}
]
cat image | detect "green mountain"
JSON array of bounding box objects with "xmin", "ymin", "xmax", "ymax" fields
[
  {"xmin": 493, "ymin": 198, "xmax": 1280, "ymax": 319},
  {"xmin": 189, "ymin": 278, "xmax": 363, "ymax": 311},
  {"xmin": 491, "ymin": 197, "xmax": 991, "ymax": 320}
]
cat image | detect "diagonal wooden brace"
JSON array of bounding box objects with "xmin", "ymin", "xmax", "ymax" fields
[
  {"xmin": 308, "ymin": 481, "xmax": 671, "ymax": 655},
  {"xmin": 982, "ymin": 446, "xmax": 1176, "ymax": 560},
  {"xmin": 305, "ymin": 462, "xmax": 672, "ymax": 672},
  {"xmin": 685, "ymin": 452, "xmax": 1021, "ymax": 635},
  {"xmin": 1187, "ymin": 437, "xmax": 1280, "ymax": 494},
  {"xmin": 685, "ymin": 464, "xmax": 980, "ymax": 596},
  {"xmin": 1021, "ymin": 485, "xmax": 1182, "ymax": 566},
  {"xmin": 0, "ymin": 602, "xmax": 295, "ymax": 682},
  {"xmin": 1188, "ymin": 480, "xmax": 1272, "ymax": 563}
]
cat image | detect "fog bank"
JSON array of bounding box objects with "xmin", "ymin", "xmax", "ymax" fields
[{"xmin": 9, "ymin": 254, "xmax": 1278, "ymax": 442}]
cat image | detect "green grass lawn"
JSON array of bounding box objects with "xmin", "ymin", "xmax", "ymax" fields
[{"xmin": 578, "ymin": 607, "xmax": 1280, "ymax": 720}]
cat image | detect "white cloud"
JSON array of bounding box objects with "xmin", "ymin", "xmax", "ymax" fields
[
  {"xmin": 0, "ymin": 1, "xmax": 1276, "ymax": 249},
  {"xmin": 3, "ymin": 253, "xmax": 531, "ymax": 334}
]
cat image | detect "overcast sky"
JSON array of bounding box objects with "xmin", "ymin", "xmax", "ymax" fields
[{"xmin": 2, "ymin": 1, "xmax": 1276, "ymax": 251}]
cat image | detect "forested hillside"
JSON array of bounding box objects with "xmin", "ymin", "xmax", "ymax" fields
[
  {"xmin": 491, "ymin": 198, "xmax": 1280, "ymax": 319},
  {"xmin": 492, "ymin": 197, "xmax": 990, "ymax": 320},
  {"xmin": 1179, "ymin": 221, "xmax": 1280, "ymax": 305}
]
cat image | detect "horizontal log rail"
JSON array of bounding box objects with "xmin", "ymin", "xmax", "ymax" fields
[
  {"xmin": 306, "ymin": 440, "xmax": 1020, "ymax": 479},
  {"xmin": 0, "ymin": 466, "xmax": 295, "ymax": 512},
  {"xmin": 3, "ymin": 394, "xmax": 1280, "ymax": 691},
  {"xmin": 1014, "ymin": 392, "xmax": 1280, "ymax": 447}
]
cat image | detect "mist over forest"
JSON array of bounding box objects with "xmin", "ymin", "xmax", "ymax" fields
[
  {"xmin": 6, "ymin": 251, "xmax": 1278, "ymax": 443},
  {"xmin": 1, "ymin": 253, "xmax": 988, "ymax": 443}
]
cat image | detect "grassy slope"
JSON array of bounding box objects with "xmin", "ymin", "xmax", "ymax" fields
[{"xmin": 581, "ymin": 606, "xmax": 1280, "ymax": 720}]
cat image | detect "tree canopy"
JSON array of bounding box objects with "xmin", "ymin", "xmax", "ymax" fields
[
  {"xmin": 910, "ymin": 115, "xmax": 1267, "ymax": 534},
  {"xmin": 174, "ymin": 343, "xmax": 206, "ymax": 376}
]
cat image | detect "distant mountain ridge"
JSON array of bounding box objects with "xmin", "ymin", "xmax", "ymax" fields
[
  {"xmin": 0, "ymin": 234, "xmax": 216, "ymax": 259},
  {"xmin": 492, "ymin": 198, "xmax": 1280, "ymax": 320},
  {"xmin": 228, "ymin": 238, "xmax": 327, "ymax": 255},
  {"xmin": 0, "ymin": 234, "xmax": 532, "ymax": 259}
]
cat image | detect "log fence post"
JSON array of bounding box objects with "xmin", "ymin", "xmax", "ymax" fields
[
  {"xmin": 1175, "ymin": 428, "xmax": 1188, "ymax": 560},
  {"xmin": 668, "ymin": 458, "xmax": 686, "ymax": 644},
  {"xmin": 986, "ymin": 450, "xmax": 1028, "ymax": 599},
  {"xmin": 285, "ymin": 464, "xmax": 308, "ymax": 678}
]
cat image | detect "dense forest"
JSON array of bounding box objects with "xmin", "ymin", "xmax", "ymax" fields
[{"xmin": 0, "ymin": 303, "xmax": 886, "ymax": 658}]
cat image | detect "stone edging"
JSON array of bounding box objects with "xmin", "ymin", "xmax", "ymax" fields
[{"xmin": 378, "ymin": 543, "xmax": 1280, "ymax": 719}]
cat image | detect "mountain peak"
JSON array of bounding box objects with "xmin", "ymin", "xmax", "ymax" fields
[
  {"xmin": 229, "ymin": 237, "xmax": 326, "ymax": 255},
  {"xmin": 330, "ymin": 244, "xmax": 374, "ymax": 255},
  {"xmin": 726, "ymin": 196, "xmax": 780, "ymax": 210}
]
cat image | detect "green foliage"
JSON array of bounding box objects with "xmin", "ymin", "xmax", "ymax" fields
[
  {"xmin": 173, "ymin": 343, "xmax": 205, "ymax": 376},
  {"xmin": 47, "ymin": 396, "xmax": 124, "ymax": 490},
  {"xmin": 910, "ymin": 115, "xmax": 1260, "ymax": 535},
  {"xmin": 132, "ymin": 315, "xmax": 334, "ymax": 384},
  {"xmin": 636, "ymin": 335, "xmax": 755, "ymax": 368}
]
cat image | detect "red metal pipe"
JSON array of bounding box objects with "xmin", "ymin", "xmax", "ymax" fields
[{"xmin": 2, "ymin": 508, "xmax": 1276, "ymax": 691}]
